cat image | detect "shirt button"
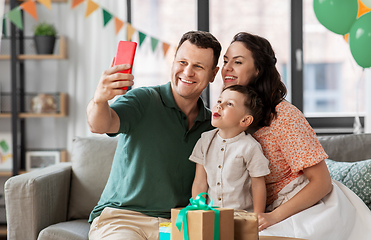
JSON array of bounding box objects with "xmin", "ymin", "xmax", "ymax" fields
[
  {"xmin": 218, "ymin": 197, "xmax": 222, "ymax": 201},
  {"xmin": 223, "ymin": 140, "xmax": 226, "ymax": 143},
  {"xmin": 221, "ymin": 148, "xmax": 224, "ymax": 151},
  {"xmin": 218, "ymin": 165, "xmax": 222, "ymax": 169},
  {"xmin": 217, "ymin": 182, "xmax": 220, "ymax": 186}
]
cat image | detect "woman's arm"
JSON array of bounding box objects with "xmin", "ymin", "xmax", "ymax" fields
[
  {"xmin": 251, "ymin": 176, "xmax": 267, "ymax": 213},
  {"xmin": 258, "ymin": 160, "xmax": 332, "ymax": 231},
  {"xmin": 192, "ymin": 163, "xmax": 208, "ymax": 200}
]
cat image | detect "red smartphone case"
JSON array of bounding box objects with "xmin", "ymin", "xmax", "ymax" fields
[{"xmin": 114, "ymin": 41, "xmax": 137, "ymax": 90}]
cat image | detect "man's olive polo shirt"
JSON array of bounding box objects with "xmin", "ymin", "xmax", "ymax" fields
[{"xmin": 89, "ymin": 82, "xmax": 213, "ymax": 222}]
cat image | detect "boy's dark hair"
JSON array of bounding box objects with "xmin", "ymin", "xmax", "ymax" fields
[
  {"xmin": 176, "ymin": 31, "xmax": 222, "ymax": 69},
  {"xmin": 222, "ymin": 85, "xmax": 264, "ymax": 129}
]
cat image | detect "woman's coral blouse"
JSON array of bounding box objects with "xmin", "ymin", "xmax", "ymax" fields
[{"xmin": 253, "ymin": 101, "xmax": 328, "ymax": 205}]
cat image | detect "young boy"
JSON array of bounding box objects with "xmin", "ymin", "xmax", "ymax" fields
[{"xmin": 190, "ymin": 85, "xmax": 270, "ymax": 213}]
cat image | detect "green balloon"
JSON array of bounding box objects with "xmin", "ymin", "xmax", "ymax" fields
[
  {"xmin": 349, "ymin": 12, "xmax": 371, "ymax": 68},
  {"xmin": 313, "ymin": 0, "xmax": 358, "ymax": 35}
]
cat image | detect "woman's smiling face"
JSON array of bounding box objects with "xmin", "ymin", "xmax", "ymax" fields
[{"xmin": 222, "ymin": 41, "xmax": 259, "ymax": 87}]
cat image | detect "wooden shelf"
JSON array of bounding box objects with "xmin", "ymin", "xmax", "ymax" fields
[
  {"xmin": 0, "ymin": 36, "xmax": 67, "ymax": 60},
  {"xmin": 0, "ymin": 114, "xmax": 11, "ymax": 118},
  {"xmin": 0, "ymin": 225, "xmax": 6, "ymax": 236},
  {"xmin": 0, "ymin": 93, "xmax": 67, "ymax": 118}
]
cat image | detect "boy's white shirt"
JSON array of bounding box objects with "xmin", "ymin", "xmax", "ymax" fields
[{"xmin": 190, "ymin": 128, "xmax": 270, "ymax": 211}]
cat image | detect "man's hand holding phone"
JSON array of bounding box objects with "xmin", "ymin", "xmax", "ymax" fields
[{"xmin": 93, "ymin": 41, "xmax": 137, "ymax": 104}]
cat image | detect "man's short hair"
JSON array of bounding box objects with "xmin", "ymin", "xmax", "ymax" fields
[{"xmin": 176, "ymin": 31, "xmax": 221, "ymax": 69}]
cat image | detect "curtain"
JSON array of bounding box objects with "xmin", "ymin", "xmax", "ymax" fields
[
  {"xmin": 63, "ymin": 1, "xmax": 128, "ymax": 153},
  {"xmin": 0, "ymin": 0, "xmax": 4, "ymax": 48},
  {"xmin": 2, "ymin": 0, "xmax": 193, "ymax": 156}
]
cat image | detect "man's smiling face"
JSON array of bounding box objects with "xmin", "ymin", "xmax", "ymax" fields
[{"xmin": 170, "ymin": 40, "xmax": 218, "ymax": 103}]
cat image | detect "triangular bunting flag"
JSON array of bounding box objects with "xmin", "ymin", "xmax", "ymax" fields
[
  {"xmin": 358, "ymin": 0, "xmax": 371, "ymax": 18},
  {"xmin": 7, "ymin": 7, "xmax": 23, "ymax": 30},
  {"xmin": 138, "ymin": 31, "xmax": 146, "ymax": 46},
  {"xmin": 162, "ymin": 42, "xmax": 170, "ymax": 56},
  {"xmin": 2, "ymin": 17, "xmax": 7, "ymax": 37},
  {"xmin": 85, "ymin": 0, "xmax": 99, "ymax": 18},
  {"xmin": 114, "ymin": 17, "xmax": 124, "ymax": 35},
  {"xmin": 344, "ymin": 33, "xmax": 349, "ymax": 43},
  {"xmin": 102, "ymin": 8, "xmax": 113, "ymax": 27},
  {"xmin": 36, "ymin": 0, "xmax": 52, "ymax": 10},
  {"xmin": 68, "ymin": 0, "xmax": 171, "ymax": 55},
  {"xmin": 71, "ymin": 0, "xmax": 85, "ymax": 9},
  {"xmin": 151, "ymin": 37, "xmax": 159, "ymax": 52},
  {"xmin": 21, "ymin": 1, "xmax": 38, "ymax": 20},
  {"xmin": 126, "ymin": 23, "xmax": 136, "ymax": 41}
]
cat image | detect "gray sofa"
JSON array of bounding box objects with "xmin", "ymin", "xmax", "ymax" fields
[{"xmin": 5, "ymin": 134, "xmax": 371, "ymax": 240}]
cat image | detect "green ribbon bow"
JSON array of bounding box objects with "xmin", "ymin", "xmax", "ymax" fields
[{"xmin": 175, "ymin": 192, "xmax": 220, "ymax": 240}]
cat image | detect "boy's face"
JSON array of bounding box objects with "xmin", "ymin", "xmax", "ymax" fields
[{"xmin": 211, "ymin": 89, "xmax": 251, "ymax": 130}]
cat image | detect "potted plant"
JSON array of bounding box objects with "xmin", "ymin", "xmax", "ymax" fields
[{"xmin": 33, "ymin": 22, "xmax": 57, "ymax": 54}]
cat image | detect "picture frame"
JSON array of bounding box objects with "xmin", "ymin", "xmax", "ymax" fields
[
  {"xmin": 26, "ymin": 151, "xmax": 60, "ymax": 171},
  {"xmin": 0, "ymin": 133, "xmax": 12, "ymax": 171}
]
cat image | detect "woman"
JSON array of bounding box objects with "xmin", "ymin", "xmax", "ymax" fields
[{"xmin": 222, "ymin": 32, "xmax": 371, "ymax": 239}]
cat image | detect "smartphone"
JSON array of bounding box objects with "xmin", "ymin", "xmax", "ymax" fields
[{"xmin": 114, "ymin": 41, "xmax": 137, "ymax": 90}]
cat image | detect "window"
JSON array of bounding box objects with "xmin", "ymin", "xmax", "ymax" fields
[
  {"xmin": 302, "ymin": 0, "xmax": 368, "ymax": 134},
  {"xmin": 304, "ymin": 63, "xmax": 341, "ymax": 112},
  {"xmin": 129, "ymin": 0, "xmax": 371, "ymax": 134},
  {"xmin": 303, "ymin": 0, "xmax": 366, "ymax": 117},
  {"xmin": 132, "ymin": 0, "xmax": 196, "ymax": 88},
  {"xmin": 209, "ymin": 0, "xmax": 291, "ymax": 108}
]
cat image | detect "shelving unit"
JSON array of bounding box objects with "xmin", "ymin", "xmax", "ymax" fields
[
  {"xmin": 0, "ymin": 36, "xmax": 67, "ymax": 60},
  {"xmin": 1, "ymin": 0, "xmax": 68, "ymax": 175},
  {"xmin": 0, "ymin": 150, "xmax": 68, "ymax": 177},
  {"xmin": 0, "ymin": 1, "xmax": 68, "ymax": 237},
  {"xmin": 0, "ymin": 92, "xmax": 67, "ymax": 118}
]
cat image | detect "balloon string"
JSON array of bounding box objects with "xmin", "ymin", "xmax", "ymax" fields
[{"xmin": 353, "ymin": 68, "xmax": 364, "ymax": 134}]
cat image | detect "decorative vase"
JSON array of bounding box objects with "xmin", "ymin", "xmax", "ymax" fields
[{"xmin": 34, "ymin": 36, "xmax": 56, "ymax": 54}]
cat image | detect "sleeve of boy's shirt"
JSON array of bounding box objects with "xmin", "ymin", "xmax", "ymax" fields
[
  {"xmin": 189, "ymin": 137, "xmax": 204, "ymax": 165},
  {"xmin": 246, "ymin": 140, "xmax": 270, "ymax": 178}
]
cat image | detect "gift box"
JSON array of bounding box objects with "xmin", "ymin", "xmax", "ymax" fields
[
  {"xmin": 234, "ymin": 210, "xmax": 258, "ymax": 240},
  {"xmin": 171, "ymin": 208, "xmax": 234, "ymax": 240}
]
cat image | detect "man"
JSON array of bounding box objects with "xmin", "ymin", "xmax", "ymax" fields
[{"xmin": 86, "ymin": 31, "xmax": 221, "ymax": 239}]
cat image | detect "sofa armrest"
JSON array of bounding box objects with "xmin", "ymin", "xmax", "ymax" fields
[{"xmin": 5, "ymin": 162, "xmax": 72, "ymax": 240}]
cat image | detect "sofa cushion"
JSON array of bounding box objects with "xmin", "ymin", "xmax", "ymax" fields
[
  {"xmin": 325, "ymin": 159, "xmax": 371, "ymax": 209},
  {"xmin": 68, "ymin": 136, "xmax": 118, "ymax": 220},
  {"xmin": 38, "ymin": 219, "xmax": 90, "ymax": 240},
  {"xmin": 318, "ymin": 134, "xmax": 371, "ymax": 162}
]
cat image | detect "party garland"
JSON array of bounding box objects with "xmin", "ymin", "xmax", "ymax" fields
[{"xmin": 2, "ymin": 0, "xmax": 173, "ymax": 56}]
